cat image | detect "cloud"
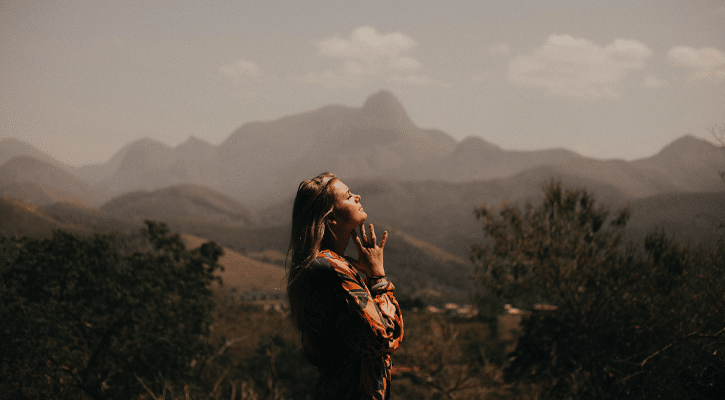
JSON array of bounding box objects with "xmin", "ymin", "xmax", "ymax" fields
[
  {"xmin": 488, "ymin": 44, "xmax": 510, "ymax": 55},
  {"xmin": 298, "ymin": 26, "xmax": 436, "ymax": 88},
  {"xmin": 318, "ymin": 26, "xmax": 416, "ymax": 60},
  {"xmin": 667, "ymin": 46, "xmax": 725, "ymax": 84},
  {"xmin": 508, "ymin": 34, "xmax": 652, "ymax": 100},
  {"xmin": 220, "ymin": 59, "xmax": 261, "ymax": 85}
]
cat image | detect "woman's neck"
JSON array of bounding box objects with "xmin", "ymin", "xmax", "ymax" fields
[{"xmin": 322, "ymin": 231, "xmax": 349, "ymax": 257}]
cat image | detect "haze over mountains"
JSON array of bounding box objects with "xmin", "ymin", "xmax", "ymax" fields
[
  {"xmin": 3, "ymin": 90, "xmax": 722, "ymax": 209},
  {"xmin": 1, "ymin": 90, "xmax": 723, "ymax": 302}
]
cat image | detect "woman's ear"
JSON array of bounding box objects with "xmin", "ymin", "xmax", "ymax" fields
[{"xmin": 325, "ymin": 212, "xmax": 336, "ymax": 228}]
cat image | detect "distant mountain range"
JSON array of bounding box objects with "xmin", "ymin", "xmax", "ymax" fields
[
  {"xmin": 1, "ymin": 90, "xmax": 723, "ymax": 302},
  {"xmin": 2, "ymin": 90, "xmax": 723, "ymax": 208}
]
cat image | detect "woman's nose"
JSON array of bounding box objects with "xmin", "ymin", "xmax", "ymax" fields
[{"xmin": 355, "ymin": 194, "xmax": 361, "ymax": 202}]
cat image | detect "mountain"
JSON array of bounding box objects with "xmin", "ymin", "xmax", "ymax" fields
[
  {"xmin": 545, "ymin": 135, "xmax": 725, "ymax": 198},
  {"xmin": 0, "ymin": 156, "xmax": 104, "ymax": 207},
  {"xmin": 5, "ymin": 92, "xmax": 723, "ymax": 213},
  {"xmin": 625, "ymin": 190, "xmax": 725, "ymax": 245},
  {"xmin": 401, "ymin": 136, "xmax": 581, "ymax": 181},
  {"xmin": 0, "ymin": 138, "xmax": 70, "ymax": 171},
  {"xmin": 82, "ymin": 90, "xmax": 593, "ymax": 208},
  {"xmin": 84, "ymin": 137, "xmax": 221, "ymax": 198},
  {"xmin": 100, "ymin": 184, "xmax": 258, "ymax": 226},
  {"xmin": 215, "ymin": 90, "xmax": 459, "ymax": 206},
  {"xmin": 632, "ymin": 135, "xmax": 725, "ymax": 192}
]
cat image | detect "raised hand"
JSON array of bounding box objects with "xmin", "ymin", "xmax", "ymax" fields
[{"xmin": 349, "ymin": 223, "xmax": 388, "ymax": 278}]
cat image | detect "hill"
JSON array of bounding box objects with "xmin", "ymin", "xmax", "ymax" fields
[
  {"xmin": 181, "ymin": 234, "xmax": 286, "ymax": 293},
  {"xmin": 0, "ymin": 197, "xmax": 84, "ymax": 238},
  {"xmin": 100, "ymin": 184, "xmax": 257, "ymax": 226},
  {"xmin": 0, "ymin": 156, "xmax": 104, "ymax": 207},
  {"xmin": 0, "ymin": 138, "xmax": 70, "ymax": 171},
  {"xmin": 545, "ymin": 136, "xmax": 725, "ymax": 198},
  {"xmin": 625, "ymin": 190, "xmax": 725, "ymax": 245}
]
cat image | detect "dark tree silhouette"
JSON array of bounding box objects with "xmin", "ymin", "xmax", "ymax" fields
[
  {"xmin": 471, "ymin": 180, "xmax": 725, "ymax": 399},
  {"xmin": 0, "ymin": 221, "xmax": 223, "ymax": 400}
]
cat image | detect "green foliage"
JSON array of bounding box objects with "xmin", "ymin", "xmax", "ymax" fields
[
  {"xmin": 471, "ymin": 180, "xmax": 630, "ymax": 309},
  {"xmin": 0, "ymin": 221, "xmax": 223, "ymax": 400},
  {"xmin": 471, "ymin": 180, "xmax": 725, "ymax": 399}
]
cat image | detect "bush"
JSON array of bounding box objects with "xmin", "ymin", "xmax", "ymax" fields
[
  {"xmin": 0, "ymin": 221, "xmax": 223, "ymax": 400},
  {"xmin": 471, "ymin": 180, "xmax": 725, "ymax": 399}
]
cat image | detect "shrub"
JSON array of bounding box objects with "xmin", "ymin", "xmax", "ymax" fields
[
  {"xmin": 0, "ymin": 221, "xmax": 222, "ymax": 400},
  {"xmin": 471, "ymin": 180, "xmax": 725, "ymax": 399}
]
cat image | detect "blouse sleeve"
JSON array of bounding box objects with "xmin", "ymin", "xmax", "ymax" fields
[{"xmin": 317, "ymin": 254, "xmax": 404, "ymax": 359}]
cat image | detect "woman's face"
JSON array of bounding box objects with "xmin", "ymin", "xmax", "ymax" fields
[{"xmin": 330, "ymin": 180, "xmax": 367, "ymax": 229}]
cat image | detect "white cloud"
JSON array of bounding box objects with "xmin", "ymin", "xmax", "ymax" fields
[
  {"xmin": 508, "ymin": 34, "xmax": 652, "ymax": 100},
  {"xmin": 488, "ymin": 43, "xmax": 510, "ymax": 55},
  {"xmin": 317, "ymin": 26, "xmax": 416, "ymax": 60},
  {"xmin": 642, "ymin": 75, "xmax": 667, "ymax": 88},
  {"xmin": 299, "ymin": 26, "xmax": 433, "ymax": 88},
  {"xmin": 667, "ymin": 46, "xmax": 725, "ymax": 84},
  {"xmin": 219, "ymin": 59, "xmax": 261, "ymax": 85}
]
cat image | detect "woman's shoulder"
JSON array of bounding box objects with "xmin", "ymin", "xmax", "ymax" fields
[
  {"xmin": 313, "ymin": 249, "xmax": 343, "ymax": 265},
  {"xmin": 312, "ymin": 250, "xmax": 357, "ymax": 278}
]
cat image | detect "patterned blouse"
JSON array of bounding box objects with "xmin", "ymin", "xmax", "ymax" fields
[{"xmin": 288, "ymin": 250, "xmax": 404, "ymax": 400}]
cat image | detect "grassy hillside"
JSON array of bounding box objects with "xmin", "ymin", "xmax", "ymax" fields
[
  {"xmin": 181, "ymin": 234, "xmax": 286, "ymax": 293},
  {"xmin": 101, "ymin": 184, "xmax": 257, "ymax": 226},
  {"xmin": 0, "ymin": 197, "xmax": 83, "ymax": 238}
]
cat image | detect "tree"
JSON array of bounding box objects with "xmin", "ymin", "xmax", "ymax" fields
[
  {"xmin": 0, "ymin": 221, "xmax": 223, "ymax": 400},
  {"xmin": 471, "ymin": 180, "xmax": 725, "ymax": 399}
]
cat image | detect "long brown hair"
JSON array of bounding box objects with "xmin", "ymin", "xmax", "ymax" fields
[
  {"xmin": 287, "ymin": 171, "xmax": 338, "ymax": 271},
  {"xmin": 286, "ymin": 172, "xmax": 338, "ymax": 330}
]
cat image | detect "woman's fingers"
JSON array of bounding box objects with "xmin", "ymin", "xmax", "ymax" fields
[
  {"xmin": 359, "ymin": 224, "xmax": 368, "ymax": 246},
  {"xmin": 354, "ymin": 224, "xmax": 387, "ymax": 249},
  {"xmin": 379, "ymin": 230, "xmax": 388, "ymax": 249}
]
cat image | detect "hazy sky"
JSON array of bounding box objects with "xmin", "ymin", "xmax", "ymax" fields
[{"xmin": 1, "ymin": 0, "xmax": 724, "ymax": 167}]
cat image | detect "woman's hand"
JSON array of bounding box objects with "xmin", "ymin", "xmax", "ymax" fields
[{"xmin": 348, "ymin": 223, "xmax": 388, "ymax": 278}]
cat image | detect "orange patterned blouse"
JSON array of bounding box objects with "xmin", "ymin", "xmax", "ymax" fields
[{"xmin": 289, "ymin": 250, "xmax": 404, "ymax": 400}]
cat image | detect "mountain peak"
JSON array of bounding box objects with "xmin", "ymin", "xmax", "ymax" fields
[
  {"xmin": 0, "ymin": 139, "xmax": 64, "ymax": 169},
  {"xmin": 650, "ymin": 135, "xmax": 718, "ymax": 161},
  {"xmin": 177, "ymin": 136, "xmax": 213, "ymax": 153},
  {"xmin": 455, "ymin": 136, "xmax": 502, "ymax": 155},
  {"xmin": 356, "ymin": 90, "xmax": 415, "ymax": 133},
  {"xmin": 179, "ymin": 136, "xmax": 210, "ymax": 147},
  {"xmin": 362, "ymin": 90, "xmax": 405, "ymax": 111}
]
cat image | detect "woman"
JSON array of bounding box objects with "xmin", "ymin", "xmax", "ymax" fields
[{"xmin": 287, "ymin": 172, "xmax": 404, "ymax": 400}]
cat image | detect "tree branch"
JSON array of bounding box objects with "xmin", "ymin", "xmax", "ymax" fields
[{"xmin": 640, "ymin": 326, "xmax": 725, "ymax": 367}]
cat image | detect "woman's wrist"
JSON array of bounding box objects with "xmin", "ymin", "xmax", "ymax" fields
[{"xmin": 367, "ymin": 272, "xmax": 387, "ymax": 286}]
